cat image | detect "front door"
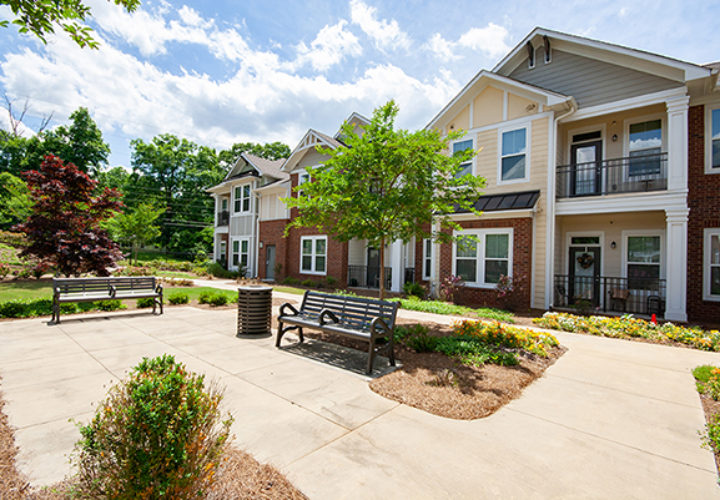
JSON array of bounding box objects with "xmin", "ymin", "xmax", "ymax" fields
[
  {"xmin": 570, "ymin": 139, "xmax": 602, "ymax": 196},
  {"xmin": 265, "ymin": 245, "xmax": 276, "ymax": 280},
  {"xmin": 367, "ymin": 247, "xmax": 380, "ymax": 288},
  {"xmin": 568, "ymin": 246, "xmax": 601, "ymax": 307}
]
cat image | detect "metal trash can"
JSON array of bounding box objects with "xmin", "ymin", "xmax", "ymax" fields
[{"xmin": 237, "ymin": 285, "xmax": 272, "ymax": 336}]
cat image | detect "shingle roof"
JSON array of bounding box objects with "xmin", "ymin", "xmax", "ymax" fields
[
  {"xmin": 244, "ymin": 153, "xmax": 288, "ymax": 181},
  {"xmin": 456, "ymin": 190, "xmax": 541, "ymax": 213}
]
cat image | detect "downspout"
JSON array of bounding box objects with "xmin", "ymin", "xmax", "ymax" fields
[{"xmin": 545, "ymin": 100, "xmax": 576, "ymax": 310}]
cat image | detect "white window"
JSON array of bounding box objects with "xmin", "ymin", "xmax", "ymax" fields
[
  {"xmin": 452, "ymin": 139, "xmax": 473, "ymax": 178},
  {"xmin": 705, "ymin": 228, "xmax": 720, "ymax": 301},
  {"xmin": 300, "ymin": 236, "xmax": 327, "ymax": 275},
  {"xmin": 627, "ymin": 119, "xmax": 663, "ymax": 177},
  {"xmin": 221, "ymin": 198, "xmax": 228, "ymax": 211},
  {"xmin": 234, "ymin": 185, "xmax": 251, "ymax": 213},
  {"xmin": 232, "ymin": 238, "xmax": 249, "ymax": 271},
  {"xmin": 422, "ymin": 238, "xmax": 433, "ymax": 280},
  {"xmin": 708, "ymin": 107, "xmax": 720, "ymax": 173},
  {"xmin": 219, "ymin": 241, "xmax": 227, "ymax": 264},
  {"xmin": 453, "ymin": 229, "xmax": 512, "ymax": 287},
  {"xmin": 625, "ymin": 234, "xmax": 662, "ymax": 290},
  {"xmin": 297, "ymin": 172, "xmax": 310, "ymax": 196},
  {"xmin": 499, "ymin": 127, "xmax": 528, "ymax": 183}
]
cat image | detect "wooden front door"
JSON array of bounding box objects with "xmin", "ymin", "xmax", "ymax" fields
[{"xmin": 367, "ymin": 247, "xmax": 380, "ymax": 288}]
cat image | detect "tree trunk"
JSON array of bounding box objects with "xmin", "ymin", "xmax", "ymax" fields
[
  {"xmin": 132, "ymin": 241, "xmax": 139, "ymax": 266},
  {"xmin": 378, "ymin": 236, "xmax": 386, "ymax": 299}
]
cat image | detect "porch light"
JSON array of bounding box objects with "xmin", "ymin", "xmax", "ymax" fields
[{"xmin": 611, "ymin": 241, "xmax": 617, "ymax": 249}]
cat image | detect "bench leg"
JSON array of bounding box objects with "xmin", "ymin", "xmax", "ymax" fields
[
  {"xmin": 388, "ymin": 340, "xmax": 396, "ymax": 367},
  {"xmin": 52, "ymin": 301, "xmax": 60, "ymax": 325},
  {"xmin": 276, "ymin": 321, "xmax": 284, "ymax": 347},
  {"xmin": 298, "ymin": 327, "xmax": 304, "ymax": 344},
  {"xmin": 366, "ymin": 339, "xmax": 376, "ymax": 375}
]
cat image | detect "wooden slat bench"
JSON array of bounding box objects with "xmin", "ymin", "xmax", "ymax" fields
[
  {"xmin": 276, "ymin": 290, "xmax": 398, "ymax": 374},
  {"xmin": 52, "ymin": 277, "xmax": 163, "ymax": 324}
]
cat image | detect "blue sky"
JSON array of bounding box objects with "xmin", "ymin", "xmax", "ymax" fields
[{"xmin": 0, "ymin": 0, "xmax": 717, "ymax": 167}]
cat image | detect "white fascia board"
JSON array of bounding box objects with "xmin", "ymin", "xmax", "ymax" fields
[
  {"xmin": 555, "ymin": 190, "xmax": 687, "ymax": 215},
  {"xmin": 281, "ymin": 129, "xmax": 335, "ymax": 172},
  {"xmin": 449, "ymin": 208, "xmax": 535, "ymax": 221},
  {"xmin": 561, "ymin": 87, "xmax": 688, "ymax": 123}
]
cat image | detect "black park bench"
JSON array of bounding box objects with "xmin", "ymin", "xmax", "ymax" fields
[
  {"xmin": 276, "ymin": 290, "xmax": 398, "ymax": 374},
  {"xmin": 51, "ymin": 277, "xmax": 163, "ymax": 324}
]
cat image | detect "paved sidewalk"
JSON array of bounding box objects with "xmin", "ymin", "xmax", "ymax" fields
[{"xmin": 1, "ymin": 304, "xmax": 719, "ymax": 498}]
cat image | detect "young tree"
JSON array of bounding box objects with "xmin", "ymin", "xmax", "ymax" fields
[
  {"xmin": 15, "ymin": 155, "xmax": 123, "ymax": 276},
  {"xmin": 285, "ymin": 100, "xmax": 486, "ymax": 298},
  {"xmin": 0, "ymin": 172, "xmax": 31, "ymax": 229},
  {"xmin": 218, "ymin": 141, "xmax": 291, "ymax": 166},
  {"xmin": 105, "ymin": 203, "xmax": 165, "ymax": 264},
  {"xmin": 0, "ymin": 0, "xmax": 140, "ymax": 48}
]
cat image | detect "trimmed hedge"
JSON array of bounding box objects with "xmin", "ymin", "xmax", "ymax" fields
[{"xmin": 0, "ymin": 298, "xmax": 125, "ymax": 318}]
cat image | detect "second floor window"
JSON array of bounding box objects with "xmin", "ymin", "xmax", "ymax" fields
[
  {"xmin": 452, "ymin": 139, "xmax": 473, "ymax": 178},
  {"xmin": 628, "ymin": 119, "xmax": 662, "ymax": 176},
  {"xmin": 234, "ymin": 185, "xmax": 251, "ymax": 213},
  {"xmin": 500, "ymin": 128, "xmax": 527, "ymax": 182}
]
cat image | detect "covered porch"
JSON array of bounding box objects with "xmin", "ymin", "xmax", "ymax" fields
[{"xmin": 347, "ymin": 238, "xmax": 415, "ymax": 292}]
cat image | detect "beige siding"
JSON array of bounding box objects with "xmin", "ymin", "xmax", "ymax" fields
[
  {"xmin": 473, "ymin": 87, "xmax": 503, "ymax": 127},
  {"xmin": 510, "ymin": 48, "xmax": 681, "ymax": 108},
  {"xmin": 447, "ymin": 105, "xmax": 470, "ymax": 132},
  {"xmin": 230, "ymin": 214, "xmax": 254, "ymax": 236},
  {"xmin": 293, "ymin": 150, "xmax": 329, "ymax": 171},
  {"xmin": 507, "ymin": 93, "xmax": 539, "ymax": 120},
  {"xmin": 259, "ymin": 191, "xmax": 288, "ymax": 221}
]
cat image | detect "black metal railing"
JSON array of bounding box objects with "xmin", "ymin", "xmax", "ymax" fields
[
  {"xmin": 556, "ymin": 152, "xmax": 667, "ymax": 199},
  {"xmin": 217, "ymin": 210, "xmax": 230, "ymax": 226},
  {"xmin": 347, "ymin": 265, "xmax": 392, "ymax": 289},
  {"xmin": 404, "ymin": 267, "xmax": 415, "ymax": 285},
  {"xmin": 553, "ymin": 274, "xmax": 666, "ymax": 316}
]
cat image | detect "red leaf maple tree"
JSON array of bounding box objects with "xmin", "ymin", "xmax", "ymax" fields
[{"xmin": 15, "ymin": 155, "xmax": 124, "ymax": 277}]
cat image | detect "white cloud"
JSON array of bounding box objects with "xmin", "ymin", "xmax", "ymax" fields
[
  {"xmin": 349, "ymin": 0, "xmax": 411, "ymax": 51},
  {"xmin": 295, "ymin": 20, "xmax": 363, "ymax": 72},
  {"xmin": 426, "ymin": 22, "xmax": 510, "ymax": 60}
]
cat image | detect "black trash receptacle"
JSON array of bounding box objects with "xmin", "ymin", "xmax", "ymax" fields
[{"xmin": 237, "ymin": 285, "xmax": 272, "ymax": 336}]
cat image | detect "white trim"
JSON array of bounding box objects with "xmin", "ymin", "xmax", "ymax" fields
[
  {"xmin": 706, "ymin": 105, "xmax": 720, "ymax": 174},
  {"xmin": 449, "ymin": 209, "xmax": 535, "ymax": 221},
  {"xmin": 232, "ymin": 183, "xmax": 253, "ymax": 215},
  {"xmin": 300, "ymin": 235, "xmax": 327, "ymax": 276},
  {"xmin": 622, "ymin": 113, "xmax": 666, "ymax": 183},
  {"xmin": 450, "ymin": 137, "xmax": 475, "ymax": 177},
  {"xmin": 561, "ymin": 88, "xmax": 687, "ymax": 123},
  {"xmin": 555, "ymin": 189, "xmax": 687, "ymax": 215},
  {"xmin": 502, "ymin": 91, "xmax": 508, "ymax": 121},
  {"xmin": 620, "ymin": 230, "xmax": 665, "ymax": 280},
  {"xmin": 497, "ymin": 121, "xmax": 531, "ymax": 185},
  {"xmin": 452, "ymin": 228, "xmax": 514, "ymax": 289},
  {"xmin": 230, "ymin": 236, "xmax": 251, "ymax": 274},
  {"xmin": 704, "ymin": 228, "xmax": 720, "ymax": 302},
  {"xmin": 422, "ymin": 238, "xmax": 434, "ymax": 281},
  {"xmin": 566, "ymin": 124, "xmax": 606, "ymax": 165}
]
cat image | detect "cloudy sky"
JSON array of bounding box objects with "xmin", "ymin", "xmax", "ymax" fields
[{"xmin": 0, "ymin": 0, "xmax": 717, "ymax": 167}]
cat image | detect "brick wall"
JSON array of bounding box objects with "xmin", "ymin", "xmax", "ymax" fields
[
  {"xmin": 257, "ymin": 219, "xmax": 287, "ymax": 280},
  {"xmin": 687, "ymin": 104, "xmax": 720, "ymax": 323},
  {"xmin": 437, "ymin": 217, "xmax": 533, "ymax": 311}
]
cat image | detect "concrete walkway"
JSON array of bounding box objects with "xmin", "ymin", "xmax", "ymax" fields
[{"xmin": 1, "ymin": 303, "xmax": 719, "ymax": 498}]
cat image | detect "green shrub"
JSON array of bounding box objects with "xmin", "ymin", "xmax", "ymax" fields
[
  {"xmin": 198, "ymin": 291, "xmax": 213, "ymax": 304},
  {"xmin": 403, "ymin": 282, "xmax": 427, "ymax": 299},
  {"xmin": 206, "ymin": 262, "xmax": 239, "ymax": 279},
  {"xmin": 74, "ymin": 355, "xmax": 233, "ymax": 498},
  {"xmin": 301, "ymin": 279, "xmax": 316, "ymax": 287},
  {"xmin": 326, "ymin": 276, "xmax": 338, "ymax": 287},
  {"xmin": 393, "ymin": 324, "xmax": 429, "ymax": 344},
  {"xmin": 93, "ymin": 300, "xmax": 125, "ymax": 312},
  {"xmin": 0, "ymin": 300, "xmax": 32, "ymax": 318},
  {"xmin": 693, "ymin": 365, "xmax": 715, "ymax": 383},
  {"xmin": 407, "ymin": 332, "xmax": 439, "ymax": 353},
  {"xmin": 282, "ymin": 276, "xmax": 300, "ymax": 286},
  {"xmin": 168, "ymin": 293, "xmax": 189, "ymax": 305},
  {"xmin": 136, "ymin": 297, "xmax": 156, "ymax": 308},
  {"xmin": 0, "ymin": 262, "xmax": 9, "ymax": 280},
  {"xmin": 208, "ymin": 293, "xmax": 228, "ymax": 307},
  {"xmin": 0, "ymin": 298, "xmax": 124, "ymax": 318},
  {"xmin": 434, "ymin": 336, "xmax": 519, "ymax": 367}
]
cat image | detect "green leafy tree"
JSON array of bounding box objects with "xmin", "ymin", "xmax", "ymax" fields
[
  {"xmin": 285, "ymin": 100, "xmax": 486, "ymax": 298},
  {"xmin": 0, "ymin": 129, "xmax": 29, "ymax": 176},
  {"xmin": 0, "ymin": 0, "xmax": 140, "ymax": 48},
  {"xmin": 218, "ymin": 141, "xmax": 291, "ymax": 166},
  {"xmin": 0, "ymin": 172, "xmax": 31, "ymax": 229},
  {"xmin": 106, "ymin": 203, "xmax": 165, "ymax": 264}
]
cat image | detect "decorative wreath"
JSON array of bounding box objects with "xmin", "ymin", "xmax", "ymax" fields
[{"xmin": 577, "ymin": 253, "xmax": 594, "ymax": 269}]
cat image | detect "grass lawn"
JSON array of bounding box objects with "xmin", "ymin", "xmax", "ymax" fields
[
  {"xmin": 0, "ymin": 280, "xmax": 53, "ymax": 301},
  {"xmin": 165, "ymin": 286, "xmax": 237, "ymax": 302},
  {"xmin": 271, "ymin": 285, "xmax": 307, "ymax": 295},
  {"xmin": 156, "ymin": 270, "xmax": 200, "ymax": 279}
]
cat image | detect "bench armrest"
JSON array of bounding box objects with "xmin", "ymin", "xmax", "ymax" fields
[
  {"xmin": 279, "ymin": 302, "xmax": 300, "ymax": 317},
  {"xmin": 108, "ymin": 284, "xmax": 117, "ymax": 298},
  {"xmin": 319, "ymin": 309, "xmax": 340, "ymax": 325},
  {"xmin": 155, "ymin": 283, "xmax": 163, "ymax": 295},
  {"xmin": 370, "ymin": 317, "xmax": 392, "ymax": 338}
]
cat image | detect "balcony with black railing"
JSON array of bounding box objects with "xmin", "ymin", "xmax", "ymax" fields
[
  {"xmin": 216, "ymin": 210, "xmax": 230, "ymax": 226},
  {"xmin": 553, "ymin": 274, "xmax": 666, "ymax": 316},
  {"xmin": 556, "ymin": 152, "xmax": 667, "ymax": 199}
]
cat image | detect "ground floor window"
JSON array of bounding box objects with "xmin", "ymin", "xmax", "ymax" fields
[
  {"xmin": 705, "ymin": 228, "xmax": 720, "ymax": 300},
  {"xmin": 422, "ymin": 238, "xmax": 433, "ymax": 280},
  {"xmin": 453, "ymin": 229, "xmax": 512, "ymax": 287},
  {"xmin": 301, "ymin": 235, "xmax": 327, "ymax": 274},
  {"xmin": 625, "ymin": 234, "xmax": 661, "ymax": 290},
  {"xmin": 232, "ymin": 238, "xmax": 249, "ymax": 271}
]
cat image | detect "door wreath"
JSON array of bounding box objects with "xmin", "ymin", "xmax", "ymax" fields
[{"xmin": 577, "ymin": 252, "xmax": 594, "ymax": 269}]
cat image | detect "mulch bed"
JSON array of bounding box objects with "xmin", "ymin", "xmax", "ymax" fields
[
  {"xmin": 305, "ymin": 319, "xmax": 566, "ymax": 420},
  {"xmin": 0, "ymin": 383, "xmax": 305, "ymax": 499},
  {"xmin": 698, "ymin": 392, "xmax": 720, "ymax": 474}
]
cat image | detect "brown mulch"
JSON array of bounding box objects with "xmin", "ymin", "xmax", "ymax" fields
[
  {"xmin": 305, "ymin": 321, "xmax": 565, "ymax": 420},
  {"xmin": 698, "ymin": 392, "xmax": 720, "ymax": 474},
  {"xmin": 0, "ymin": 382, "xmax": 305, "ymax": 499}
]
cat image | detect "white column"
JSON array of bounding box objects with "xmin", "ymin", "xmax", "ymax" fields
[
  {"xmin": 664, "ymin": 208, "xmax": 689, "ymax": 322},
  {"xmin": 390, "ymin": 239, "xmax": 403, "ymax": 293},
  {"xmin": 665, "ymin": 96, "xmax": 689, "ymax": 192}
]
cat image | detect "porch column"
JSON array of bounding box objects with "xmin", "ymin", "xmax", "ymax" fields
[
  {"xmin": 390, "ymin": 239, "xmax": 403, "ymax": 293},
  {"xmin": 665, "ymin": 96, "xmax": 689, "ymax": 191},
  {"xmin": 664, "ymin": 208, "xmax": 689, "ymax": 322}
]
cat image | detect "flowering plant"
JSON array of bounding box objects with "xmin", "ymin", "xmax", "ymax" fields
[{"xmin": 439, "ymin": 274, "xmax": 464, "ymax": 303}]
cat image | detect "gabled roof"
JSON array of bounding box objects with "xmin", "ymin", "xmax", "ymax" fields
[
  {"xmin": 493, "ymin": 27, "xmax": 711, "ymax": 83},
  {"xmin": 281, "ymin": 128, "xmax": 344, "ymax": 172},
  {"xmin": 335, "ymin": 112, "xmax": 370, "ymax": 139},
  {"xmin": 426, "ymin": 70, "xmax": 573, "ymax": 130},
  {"xmin": 243, "ymin": 153, "xmax": 288, "ymax": 181}
]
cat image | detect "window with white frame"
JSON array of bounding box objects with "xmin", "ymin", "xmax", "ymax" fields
[
  {"xmin": 219, "ymin": 241, "xmax": 227, "ymax": 264},
  {"xmin": 454, "ymin": 230, "xmax": 512, "ymax": 286},
  {"xmin": 626, "ymin": 235, "xmax": 661, "ymax": 290},
  {"xmin": 297, "ymin": 172, "xmax": 310, "ymax": 196},
  {"xmin": 452, "ymin": 139, "xmax": 473, "ymax": 178},
  {"xmin": 234, "ymin": 185, "xmax": 251, "ymax": 213},
  {"xmin": 710, "ymin": 108, "xmax": 720, "ymax": 171},
  {"xmin": 705, "ymin": 229, "xmax": 720, "ymax": 300},
  {"xmin": 422, "ymin": 238, "xmax": 433, "ymax": 280},
  {"xmin": 232, "ymin": 239, "xmax": 249, "ymax": 270},
  {"xmin": 500, "ymin": 128, "xmax": 527, "ymax": 182},
  {"xmin": 300, "ymin": 236, "xmax": 326, "ymax": 274},
  {"xmin": 628, "ymin": 119, "xmax": 663, "ymax": 176}
]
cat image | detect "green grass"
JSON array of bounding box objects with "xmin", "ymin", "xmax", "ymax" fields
[
  {"xmin": 156, "ymin": 270, "xmax": 200, "ymax": 279},
  {"xmin": 168, "ymin": 287, "xmax": 237, "ymax": 303},
  {"xmin": 389, "ymin": 297, "xmax": 515, "ymax": 323},
  {"xmin": 0, "ymin": 280, "xmax": 53, "ymax": 301},
  {"xmin": 271, "ymin": 285, "xmax": 307, "ymax": 295},
  {"xmin": 693, "ymin": 365, "xmax": 716, "ymax": 383}
]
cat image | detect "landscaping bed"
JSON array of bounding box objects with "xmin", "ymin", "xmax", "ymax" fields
[
  {"xmin": 692, "ymin": 366, "xmax": 720, "ymax": 474},
  {"xmin": 534, "ymin": 312, "xmax": 720, "ymax": 352},
  {"xmin": 306, "ymin": 319, "xmax": 565, "ymax": 420}
]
